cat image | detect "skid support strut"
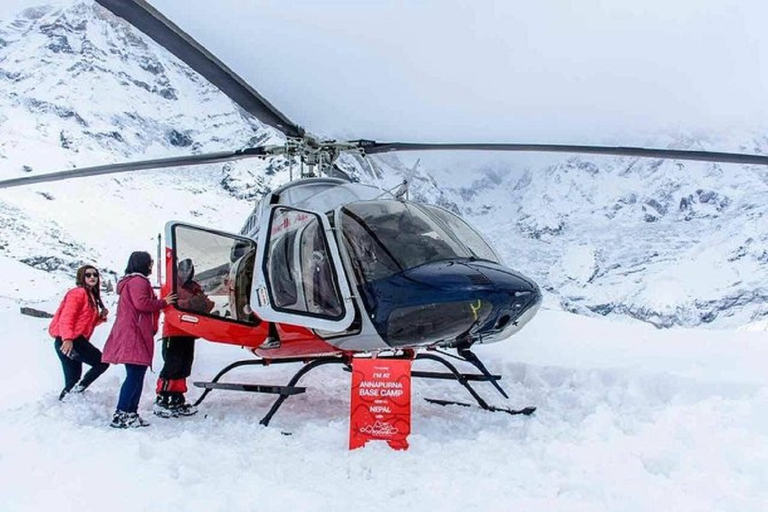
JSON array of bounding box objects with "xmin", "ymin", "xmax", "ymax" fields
[
  {"xmin": 192, "ymin": 356, "xmax": 350, "ymax": 426},
  {"xmin": 415, "ymin": 350, "xmax": 535, "ymax": 416},
  {"xmin": 258, "ymin": 357, "xmax": 349, "ymax": 426},
  {"xmin": 193, "ymin": 359, "xmax": 274, "ymax": 407},
  {"xmin": 192, "ymin": 350, "xmax": 533, "ymax": 425}
]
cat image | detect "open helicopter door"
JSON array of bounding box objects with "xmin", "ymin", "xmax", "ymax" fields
[
  {"xmin": 252, "ymin": 205, "xmax": 355, "ymax": 332},
  {"xmin": 163, "ymin": 222, "xmax": 269, "ymax": 349}
]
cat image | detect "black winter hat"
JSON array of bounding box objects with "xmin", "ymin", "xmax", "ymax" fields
[{"xmin": 178, "ymin": 258, "xmax": 195, "ymax": 282}]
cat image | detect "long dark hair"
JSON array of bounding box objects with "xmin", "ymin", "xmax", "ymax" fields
[
  {"xmin": 125, "ymin": 251, "xmax": 153, "ymax": 277},
  {"xmin": 75, "ymin": 265, "xmax": 105, "ymax": 310}
]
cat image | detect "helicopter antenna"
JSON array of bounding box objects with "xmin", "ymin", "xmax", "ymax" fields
[
  {"xmin": 393, "ymin": 180, "xmax": 410, "ymax": 200},
  {"xmin": 375, "ymin": 179, "xmax": 409, "ymax": 200},
  {"xmin": 363, "ymin": 155, "xmax": 385, "ymax": 191}
]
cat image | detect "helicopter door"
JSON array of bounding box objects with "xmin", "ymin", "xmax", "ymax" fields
[
  {"xmin": 253, "ymin": 206, "xmax": 354, "ymax": 332},
  {"xmin": 163, "ymin": 222, "xmax": 268, "ymax": 348}
]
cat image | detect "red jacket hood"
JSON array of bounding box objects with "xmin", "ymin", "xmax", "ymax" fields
[{"xmin": 117, "ymin": 274, "xmax": 150, "ymax": 294}]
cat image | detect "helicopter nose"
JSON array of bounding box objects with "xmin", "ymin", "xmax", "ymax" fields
[
  {"xmin": 361, "ymin": 259, "xmax": 542, "ymax": 348},
  {"xmin": 465, "ymin": 260, "xmax": 542, "ymax": 337}
]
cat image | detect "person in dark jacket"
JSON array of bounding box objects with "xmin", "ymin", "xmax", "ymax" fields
[
  {"xmin": 102, "ymin": 251, "xmax": 176, "ymax": 429},
  {"xmin": 154, "ymin": 258, "xmax": 214, "ymax": 418},
  {"xmin": 49, "ymin": 265, "xmax": 110, "ymax": 400}
]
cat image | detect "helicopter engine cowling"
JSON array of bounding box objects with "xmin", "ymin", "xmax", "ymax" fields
[{"xmin": 357, "ymin": 259, "xmax": 542, "ymax": 348}]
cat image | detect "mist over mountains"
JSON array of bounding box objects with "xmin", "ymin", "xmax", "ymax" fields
[{"xmin": 1, "ymin": 1, "xmax": 766, "ymax": 330}]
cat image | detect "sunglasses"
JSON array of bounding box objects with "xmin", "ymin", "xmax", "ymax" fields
[{"xmin": 84, "ymin": 272, "xmax": 99, "ymax": 278}]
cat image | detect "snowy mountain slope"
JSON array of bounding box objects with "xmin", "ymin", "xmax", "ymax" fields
[
  {"xmin": 0, "ymin": 1, "xmax": 436, "ymax": 284},
  {"xmin": 0, "ymin": 1, "xmax": 271, "ymax": 280},
  {"xmin": 0, "ymin": 2, "xmax": 272, "ymax": 170},
  {"xmin": 456, "ymin": 134, "xmax": 768, "ymax": 328},
  {"xmin": 0, "ymin": 0, "xmax": 766, "ymax": 330}
]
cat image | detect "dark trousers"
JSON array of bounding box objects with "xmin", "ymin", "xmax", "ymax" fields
[
  {"xmin": 116, "ymin": 364, "xmax": 148, "ymax": 413},
  {"xmin": 54, "ymin": 336, "xmax": 109, "ymax": 396},
  {"xmin": 157, "ymin": 336, "xmax": 196, "ymax": 395}
]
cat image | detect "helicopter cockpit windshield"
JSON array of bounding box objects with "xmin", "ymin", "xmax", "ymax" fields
[{"xmin": 340, "ymin": 200, "xmax": 500, "ymax": 283}]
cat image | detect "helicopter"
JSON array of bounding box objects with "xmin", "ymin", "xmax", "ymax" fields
[{"xmin": 2, "ymin": 0, "xmax": 768, "ymax": 428}]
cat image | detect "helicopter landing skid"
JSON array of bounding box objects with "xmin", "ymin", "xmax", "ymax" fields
[
  {"xmin": 414, "ymin": 351, "xmax": 536, "ymax": 416},
  {"xmin": 191, "ymin": 350, "xmax": 534, "ymax": 426},
  {"xmin": 194, "ymin": 382, "xmax": 307, "ymax": 396},
  {"xmin": 191, "ymin": 355, "xmax": 350, "ymax": 427},
  {"xmin": 424, "ymin": 398, "xmax": 536, "ymax": 416}
]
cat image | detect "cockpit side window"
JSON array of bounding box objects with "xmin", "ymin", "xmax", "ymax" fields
[
  {"xmin": 418, "ymin": 204, "xmax": 500, "ymax": 263},
  {"xmin": 341, "ymin": 207, "xmax": 402, "ymax": 283},
  {"xmin": 341, "ymin": 201, "xmax": 473, "ymax": 281}
]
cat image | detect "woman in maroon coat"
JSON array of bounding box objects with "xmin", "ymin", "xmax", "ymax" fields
[{"xmin": 103, "ymin": 251, "xmax": 176, "ymax": 429}]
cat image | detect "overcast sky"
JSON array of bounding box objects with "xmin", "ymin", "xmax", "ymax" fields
[{"xmin": 2, "ymin": 0, "xmax": 768, "ymax": 145}]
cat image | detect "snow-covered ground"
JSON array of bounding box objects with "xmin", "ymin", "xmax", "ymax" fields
[
  {"xmin": 1, "ymin": 254, "xmax": 766, "ymax": 512},
  {"xmin": 1, "ymin": 3, "xmax": 767, "ymax": 511}
]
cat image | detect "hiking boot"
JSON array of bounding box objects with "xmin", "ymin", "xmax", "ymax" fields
[
  {"xmin": 175, "ymin": 402, "xmax": 198, "ymax": 417},
  {"xmin": 110, "ymin": 411, "xmax": 130, "ymax": 428},
  {"xmin": 170, "ymin": 393, "xmax": 198, "ymax": 416},
  {"xmin": 126, "ymin": 412, "xmax": 150, "ymax": 428},
  {"xmin": 153, "ymin": 395, "xmax": 179, "ymax": 418},
  {"xmin": 154, "ymin": 393, "xmax": 198, "ymax": 418},
  {"xmin": 110, "ymin": 411, "xmax": 150, "ymax": 428},
  {"xmin": 59, "ymin": 383, "xmax": 86, "ymax": 401}
]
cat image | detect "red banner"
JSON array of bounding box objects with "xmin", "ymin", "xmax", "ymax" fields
[{"xmin": 349, "ymin": 358, "xmax": 412, "ymax": 450}]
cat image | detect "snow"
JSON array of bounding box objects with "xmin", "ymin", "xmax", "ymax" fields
[
  {"xmin": 1, "ymin": 3, "xmax": 767, "ymax": 510},
  {"xmin": 1, "ymin": 265, "xmax": 767, "ymax": 511},
  {"xmin": 549, "ymin": 244, "xmax": 598, "ymax": 286}
]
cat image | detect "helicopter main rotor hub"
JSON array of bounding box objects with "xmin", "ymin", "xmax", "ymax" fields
[{"xmin": 259, "ymin": 137, "xmax": 363, "ymax": 178}]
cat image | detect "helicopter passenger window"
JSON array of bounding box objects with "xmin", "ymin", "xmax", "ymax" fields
[
  {"xmin": 264, "ymin": 207, "xmax": 346, "ymax": 320},
  {"xmin": 299, "ymin": 220, "xmax": 343, "ymax": 317},
  {"xmin": 268, "ymin": 233, "xmax": 298, "ymax": 308},
  {"xmin": 171, "ymin": 225, "xmax": 259, "ymax": 325},
  {"xmin": 231, "ymin": 246, "xmax": 259, "ymax": 323}
]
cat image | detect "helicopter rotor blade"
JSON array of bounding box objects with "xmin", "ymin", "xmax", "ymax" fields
[
  {"xmin": 358, "ymin": 141, "xmax": 768, "ymax": 166},
  {"xmin": 95, "ymin": 0, "xmax": 304, "ymax": 139},
  {"xmin": 0, "ymin": 148, "xmax": 267, "ymax": 189}
]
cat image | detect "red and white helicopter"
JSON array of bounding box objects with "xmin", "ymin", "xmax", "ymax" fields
[{"xmin": 2, "ymin": 0, "xmax": 767, "ymax": 427}]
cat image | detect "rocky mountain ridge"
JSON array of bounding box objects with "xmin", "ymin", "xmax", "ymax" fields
[
  {"xmin": 455, "ymin": 136, "xmax": 768, "ymax": 328},
  {"xmin": 1, "ymin": 1, "xmax": 766, "ymax": 329}
]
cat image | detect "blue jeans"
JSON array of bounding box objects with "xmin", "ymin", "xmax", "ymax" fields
[{"xmin": 116, "ymin": 364, "xmax": 148, "ymax": 413}]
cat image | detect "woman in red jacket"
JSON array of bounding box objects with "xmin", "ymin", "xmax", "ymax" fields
[
  {"xmin": 102, "ymin": 251, "xmax": 176, "ymax": 429},
  {"xmin": 49, "ymin": 265, "xmax": 110, "ymax": 400}
]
